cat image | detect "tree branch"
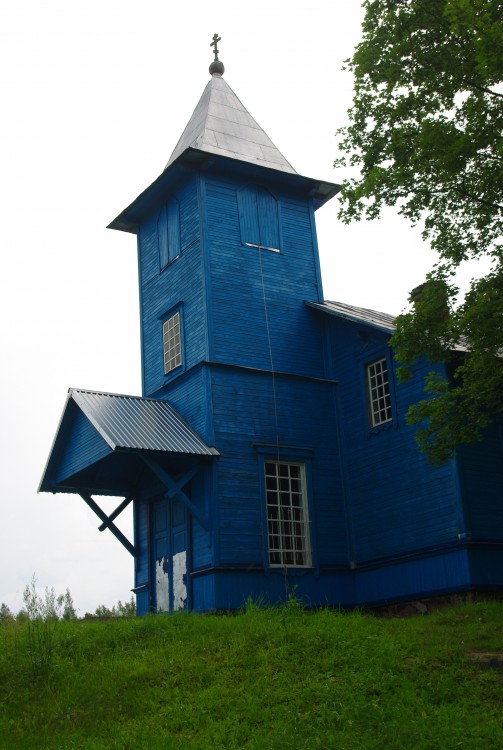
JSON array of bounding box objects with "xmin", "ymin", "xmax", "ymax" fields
[{"xmin": 455, "ymin": 185, "xmax": 503, "ymax": 212}]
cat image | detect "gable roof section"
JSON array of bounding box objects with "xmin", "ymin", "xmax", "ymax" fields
[
  {"xmin": 165, "ymin": 73, "xmax": 297, "ymax": 174},
  {"xmin": 39, "ymin": 389, "xmax": 218, "ymax": 494},
  {"xmin": 307, "ymin": 300, "xmax": 396, "ymax": 334}
]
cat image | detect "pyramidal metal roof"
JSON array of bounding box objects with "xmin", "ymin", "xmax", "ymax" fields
[
  {"xmin": 165, "ymin": 73, "xmax": 298, "ymax": 174},
  {"xmin": 70, "ymin": 389, "xmax": 218, "ymax": 456}
]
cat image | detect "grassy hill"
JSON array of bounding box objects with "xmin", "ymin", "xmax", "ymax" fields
[{"xmin": 1, "ymin": 600, "xmax": 502, "ymax": 749}]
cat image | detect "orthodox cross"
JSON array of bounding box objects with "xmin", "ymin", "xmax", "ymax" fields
[{"xmin": 210, "ymin": 33, "xmax": 221, "ymax": 61}]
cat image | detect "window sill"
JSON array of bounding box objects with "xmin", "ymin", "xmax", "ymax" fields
[
  {"xmin": 367, "ymin": 421, "xmax": 393, "ymax": 437},
  {"xmin": 244, "ymin": 242, "xmax": 280, "ymax": 253}
]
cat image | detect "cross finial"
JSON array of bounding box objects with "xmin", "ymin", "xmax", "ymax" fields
[
  {"xmin": 209, "ymin": 33, "xmax": 225, "ymax": 76},
  {"xmin": 210, "ymin": 33, "xmax": 221, "ymax": 61}
]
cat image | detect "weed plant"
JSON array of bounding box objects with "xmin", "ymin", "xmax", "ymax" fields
[
  {"xmin": 21, "ymin": 575, "xmax": 63, "ymax": 679},
  {"xmin": 1, "ymin": 601, "xmax": 502, "ymax": 749}
]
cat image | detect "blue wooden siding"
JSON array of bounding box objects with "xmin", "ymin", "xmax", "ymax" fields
[
  {"xmin": 129, "ymin": 156, "xmax": 503, "ymax": 613},
  {"xmin": 458, "ymin": 422, "xmax": 503, "ymax": 540},
  {"xmin": 208, "ymin": 366, "xmax": 347, "ymax": 569},
  {"xmin": 468, "ymin": 546, "xmax": 503, "ymax": 588},
  {"xmin": 156, "ymin": 365, "xmax": 214, "ymax": 445},
  {"xmin": 204, "ymin": 177, "xmax": 325, "ymax": 378},
  {"xmin": 189, "ymin": 546, "xmax": 475, "ymax": 611},
  {"xmin": 138, "ymin": 174, "xmax": 206, "ymax": 397},
  {"xmin": 237, "ymin": 185, "xmax": 280, "ymax": 249},
  {"xmin": 158, "ymin": 197, "xmax": 181, "ymax": 268},
  {"xmin": 324, "ymin": 316, "xmax": 463, "ymax": 565},
  {"xmin": 352, "ymin": 547, "xmax": 472, "ymax": 606},
  {"xmin": 133, "ymin": 499, "xmax": 150, "ymax": 614},
  {"xmin": 55, "ymin": 406, "xmax": 111, "ymax": 482}
]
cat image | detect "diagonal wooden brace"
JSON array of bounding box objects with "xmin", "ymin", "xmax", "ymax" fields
[
  {"xmin": 79, "ymin": 492, "xmax": 136, "ymax": 557},
  {"xmin": 139, "ymin": 456, "xmax": 210, "ymax": 531},
  {"xmin": 98, "ymin": 496, "xmax": 133, "ymax": 532}
]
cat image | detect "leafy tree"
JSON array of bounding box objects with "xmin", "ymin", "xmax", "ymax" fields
[
  {"xmin": 0, "ymin": 602, "xmax": 14, "ymax": 626},
  {"xmin": 335, "ymin": 0, "xmax": 503, "ymax": 463},
  {"xmin": 57, "ymin": 588, "xmax": 77, "ymax": 620}
]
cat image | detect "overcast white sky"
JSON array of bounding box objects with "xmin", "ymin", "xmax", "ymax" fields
[{"xmin": 0, "ymin": 1, "xmax": 474, "ymax": 614}]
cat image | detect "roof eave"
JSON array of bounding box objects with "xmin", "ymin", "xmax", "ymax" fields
[
  {"xmin": 306, "ymin": 301, "xmax": 395, "ymax": 334},
  {"xmin": 107, "ymin": 147, "xmax": 341, "ymax": 234}
]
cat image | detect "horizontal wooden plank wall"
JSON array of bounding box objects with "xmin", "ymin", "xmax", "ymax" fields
[
  {"xmin": 138, "ymin": 174, "xmax": 206, "ymax": 398},
  {"xmin": 205, "ymin": 177, "xmax": 323, "ymax": 372},
  {"xmin": 458, "ymin": 422, "xmax": 503, "ymax": 541},
  {"xmin": 325, "ymin": 317, "xmax": 464, "ymax": 563},
  {"xmin": 130, "ymin": 154, "xmax": 503, "ymax": 612}
]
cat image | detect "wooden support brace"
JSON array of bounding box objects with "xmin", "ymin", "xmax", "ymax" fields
[
  {"xmin": 79, "ymin": 492, "xmax": 136, "ymax": 557},
  {"xmin": 139, "ymin": 456, "xmax": 210, "ymax": 531},
  {"xmin": 98, "ymin": 496, "xmax": 133, "ymax": 532}
]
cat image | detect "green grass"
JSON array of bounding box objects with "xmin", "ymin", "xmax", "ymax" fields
[{"xmin": 1, "ymin": 601, "xmax": 502, "ymax": 749}]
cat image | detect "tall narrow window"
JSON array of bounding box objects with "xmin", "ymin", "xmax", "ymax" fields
[
  {"xmin": 265, "ymin": 461, "xmax": 311, "ymax": 567},
  {"xmin": 367, "ymin": 358, "xmax": 392, "ymax": 427},
  {"xmin": 158, "ymin": 198, "xmax": 180, "ymax": 269},
  {"xmin": 237, "ymin": 185, "xmax": 280, "ymax": 251},
  {"xmin": 163, "ymin": 312, "xmax": 182, "ymax": 375}
]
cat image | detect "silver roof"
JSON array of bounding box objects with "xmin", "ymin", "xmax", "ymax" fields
[
  {"xmin": 165, "ymin": 73, "xmax": 297, "ymax": 174},
  {"xmin": 309, "ymin": 300, "xmax": 471, "ymax": 351},
  {"xmin": 71, "ymin": 389, "xmax": 218, "ymax": 456},
  {"xmin": 308, "ymin": 300, "xmax": 396, "ymax": 332}
]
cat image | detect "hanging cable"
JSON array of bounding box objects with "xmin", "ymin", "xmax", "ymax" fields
[
  {"xmin": 258, "ymin": 248, "xmax": 289, "ymax": 598},
  {"xmin": 258, "ymin": 248, "xmax": 280, "ymax": 461}
]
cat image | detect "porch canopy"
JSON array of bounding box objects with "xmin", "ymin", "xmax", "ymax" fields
[{"xmin": 39, "ymin": 389, "xmax": 219, "ymax": 555}]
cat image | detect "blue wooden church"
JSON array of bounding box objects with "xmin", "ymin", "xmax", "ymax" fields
[{"xmin": 40, "ymin": 43, "xmax": 503, "ymax": 614}]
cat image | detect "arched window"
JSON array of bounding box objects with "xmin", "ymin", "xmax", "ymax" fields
[{"xmin": 237, "ymin": 186, "xmax": 280, "ymax": 251}]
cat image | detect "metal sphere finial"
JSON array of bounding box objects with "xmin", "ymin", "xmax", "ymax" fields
[
  {"xmin": 209, "ymin": 33, "xmax": 225, "ymax": 76},
  {"xmin": 209, "ymin": 59, "xmax": 225, "ymax": 76}
]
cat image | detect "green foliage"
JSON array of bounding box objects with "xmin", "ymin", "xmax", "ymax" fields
[
  {"xmin": 84, "ymin": 596, "xmax": 136, "ymax": 619},
  {"xmin": 1, "ymin": 601, "xmax": 503, "ymax": 748},
  {"xmin": 58, "ymin": 588, "xmax": 77, "ymax": 621},
  {"xmin": 22, "ymin": 575, "xmax": 63, "ymax": 679},
  {"xmin": 336, "ymin": 0, "xmax": 503, "ymax": 462},
  {"xmin": 0, "ymin": 603, "xmax": 15, "ymax": 627}
]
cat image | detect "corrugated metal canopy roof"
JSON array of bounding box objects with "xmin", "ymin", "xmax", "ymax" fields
[
  {"xmin": 70, "ymin": 389, "xmax": 218, "ymax": 455},
  {"xmin": 165, "ymin": 73, "xmax": 298, "ymax": 174},
  {"xmin": 39, "ymin": 389, "xmax": 218, "ymax": 495}
]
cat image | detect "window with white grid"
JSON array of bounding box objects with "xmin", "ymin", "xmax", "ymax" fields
[
  {"xmin": 162, "ymin": 312, "xmax": 182, "ymax": 375},
  {"xmin": 367, "ymin": 357, "xmax": 392, "ymax": 427},
  {"xmin": 265, "ymin": 461, "xmax": 311, "ymax": 567}
]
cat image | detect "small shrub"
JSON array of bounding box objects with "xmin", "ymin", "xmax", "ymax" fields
[{"xmin": 23, "ymin": 574, "xmax": 62, "ymax": 678}]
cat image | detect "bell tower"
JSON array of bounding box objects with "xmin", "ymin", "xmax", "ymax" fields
[{"xmin": 108, "ymin": 38, "xmax": 340, "ymax": 448}]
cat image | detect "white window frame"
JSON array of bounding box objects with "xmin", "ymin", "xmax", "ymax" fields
[
  {"xmin": 162, "ymin": 311, "xmax": 182, "ymax": 375},
  {"xmin": 265, "ymin": 461, "xmax": 311, "ymax": 567},
  {"xmin": 367, "ymin": 357, "xmax": 392, "ymax": 427}
]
